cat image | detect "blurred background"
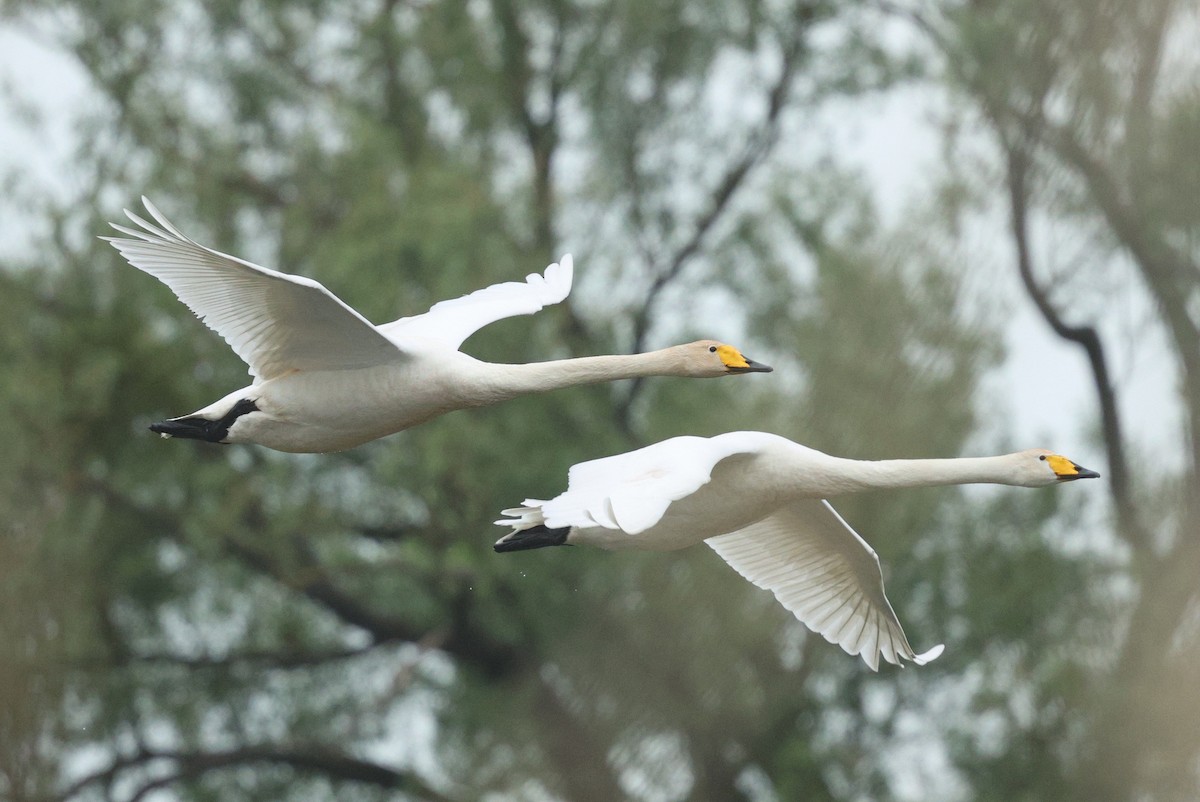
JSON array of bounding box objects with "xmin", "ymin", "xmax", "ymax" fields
[{"xmin": 0, "ymin": 0, "xmax": 1197, "ymax": 799}]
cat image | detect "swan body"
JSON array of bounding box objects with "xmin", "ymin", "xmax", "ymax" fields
[
  {"xmin": 494, "ymin": 432, "xmax": 1099, "ymax": 670},
  {"xmin": 105, "ymin": 199, "xmax": 771, "ymax": 453}
]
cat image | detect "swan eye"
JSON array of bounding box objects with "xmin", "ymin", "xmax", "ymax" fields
[
  {"xmin": 1039, "ymin": 455, "xmax": 1046, "ymax": 461},
  {"xmin": 708, "ymin": 346, "xmax": 717, "ymax": 353}
]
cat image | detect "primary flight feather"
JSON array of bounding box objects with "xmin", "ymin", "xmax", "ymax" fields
[
  {"xmin": 495, "ymin": 432, "xmax": 1099, "ymax": 670},
  {"xmin": 105, "ymin": 198, "xmax": 771, "ymax": 453}
]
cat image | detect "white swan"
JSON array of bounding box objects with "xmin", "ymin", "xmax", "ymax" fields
[
  {"xmin": 494, "ymin": 432, "xmax": 1099, "ymax": 670},
  {"xmin": 104, "ymin": 199, "xmax": 772, "ymax": 453}
]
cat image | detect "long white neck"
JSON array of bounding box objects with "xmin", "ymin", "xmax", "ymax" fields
[
  {"xmin": 790, "ymin": 452, "xmax": 1028, "ymax": 497},
  {"xmin": 462, "ymin": 347, "xmax": 697, "ymax": 406}
]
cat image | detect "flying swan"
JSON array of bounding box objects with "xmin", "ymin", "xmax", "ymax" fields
[
  {"xmin": 495, "ymin": 432, "xmax": 1099, "ymax": 669},
  {"xmin": 104, "ymin": 198, "xmax": 772, "ymax": 453}
]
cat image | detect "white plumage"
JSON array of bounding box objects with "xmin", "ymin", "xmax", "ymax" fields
[
  {"xmin": 377, "ymin": 259, "xmax": 572, "ymax": 352},
  {"xmin": 495, "ymin": 432, "xmax": 1099, "ymax": 670},
  {"xmin": 106, "ymin": 199, "xmax": 771, "ymax": 453},
  {"xmin": 108, "ymin": 204, "xmax": 408, "ymax": 381}
]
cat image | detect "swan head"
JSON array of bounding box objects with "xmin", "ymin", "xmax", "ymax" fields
[
  {"xmin": 1016, "ymin": 449, "xmax": 1101, "ymax": 487},
  {"xmin": 686, "ymin": 340, "xmax": 773, "ymax": 377}
]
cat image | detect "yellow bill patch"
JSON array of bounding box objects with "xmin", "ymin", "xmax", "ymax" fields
[
  {"xmin": 1046, "ymin": 454, "xmax": 1080, "ymax": 477},
  {"xmin": 716, "ymin": 344, "xmax": 750, "ymax": 369}
]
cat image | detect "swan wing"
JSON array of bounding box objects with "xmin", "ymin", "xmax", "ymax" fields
[
  {"xmin": 706, "ymin": 499, "xmax": 944, "ymax": 670},
  {"xmin": 378, "ymin": 255, "xmax": 573, "ymax": 351},
  {"xmin": 105, "ymin": 198, "xmax": 407, "ymax": 382},
  {"xmin": 534, "ymin": 435, "xmax": 756, "ymax": 535}
]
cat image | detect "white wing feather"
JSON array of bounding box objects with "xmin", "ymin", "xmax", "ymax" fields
[
  {"xmin": 378, "ymin": 255, "xmax": 573, "ymax": 351},
  {"xmin": 105, "ymin": 198, "xmax": 406, "ymax": 382},
  {"xmin": 529, "ymin": 436, "xmax": 752, "ymax": 534},
  {"xmin": 706, "ymin": 499, "xmax": 944, "ymax": 671}
]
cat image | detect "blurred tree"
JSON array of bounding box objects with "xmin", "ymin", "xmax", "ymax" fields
[
  {"xmin": 896, "ymin": 0, "xmax": 1200, "ymax": 798},
  {"xmin": 0, "ymin": 0, "xmax": 1142, "ymax": 800}
]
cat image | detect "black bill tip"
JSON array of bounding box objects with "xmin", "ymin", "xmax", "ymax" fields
[
  {"xmin": 729, "ymin": 358, "xmax": 773, "ymax": 374},
  {"xmin": 1059, "ymin": 464, "xmax": 1101, "ymax": 481}
]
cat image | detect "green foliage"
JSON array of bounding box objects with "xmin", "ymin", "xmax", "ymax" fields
[{"xmin": 0, "ymin": 0, "xmax": 1164, "ymax": 799}]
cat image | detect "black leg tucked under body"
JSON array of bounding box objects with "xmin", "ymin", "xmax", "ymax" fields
[
  {"xmin": 150, "ymin": 398, "xmax": 259, "ymax": 444},
  {"xmin": 494, "ymin": 525, "xmax": 571, "ymax": 553}
]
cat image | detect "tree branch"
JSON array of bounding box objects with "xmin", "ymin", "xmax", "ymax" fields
[
  {"xmin": 376, "ymin": 0, "xmax": 427, "ymax": 161},
  {"xmin": 51, "ymin": 749, "xmax": 151, "ymax": 802},
  {"xmin": 488, "ymin": 0, "xmax": 594, "ymax": 351},
  {"xmin": 491, "ymin": 0, "xmax": 557, "ymax": 251},
  {"xmin": 53, "ymin": 745, "xmax": 449, "ymax": 802},
  {"xmin": 222, "ymin": 535, "xmax": 429, "ymax": 644},
  {"xmin": 627, "ymin": 31, "xmax": 801, "ymax": 357},
  {"xmin": 65, "ymin": 645, "xmax": 375, "ymax": 673},
  {"xmin": 617, "ymin": 11, "xmax": 812, "ymax": 425},
  {"xmin": 1003, "ymin": 142, "xmax": 1147, "ymax": 550},
  {"xmin": 1126, "ymin": 0, "xmax": 1173, "ymax": 159},
  {"xmin": 1041, "ymin": 119, "xmax": 1200, "ymax": 474},
  {"xmin": 223, "ymin": 532, "xmax": 520, "ymax": 678},
  {"xmin": 931, "ymin": 5, "xmax": 1200, "ymax": 792},
  {"xmin": 82, "ymin": 474, "xmax": 524, "ymax": 680}
]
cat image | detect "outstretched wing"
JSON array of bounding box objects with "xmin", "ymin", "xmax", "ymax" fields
[
  {"xmin": 706, "ymin": 499, "xmax": 944, "ymax": 671},
  {"xmin": 521, "ymin": 436, "xmax": 755, "ymax": 535},
  {"xmin": 378, "ymin": 255, "xmax": 573, "ymax": 351},
  {"xmin": 105, "ymin": 198, "xmax": 407, "ymax": 382}
]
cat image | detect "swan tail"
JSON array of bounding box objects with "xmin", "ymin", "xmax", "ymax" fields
[
  {"xmin": 494, "ymin": 500, "xmax": 549, "ymax": 529},
  {"xmin": 494, "ymin": 500, "xmax": 570, "ymax": 552},
  {"xmin": 493, "ymin": 524, "xmax": 571, "ymax": 553}
]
